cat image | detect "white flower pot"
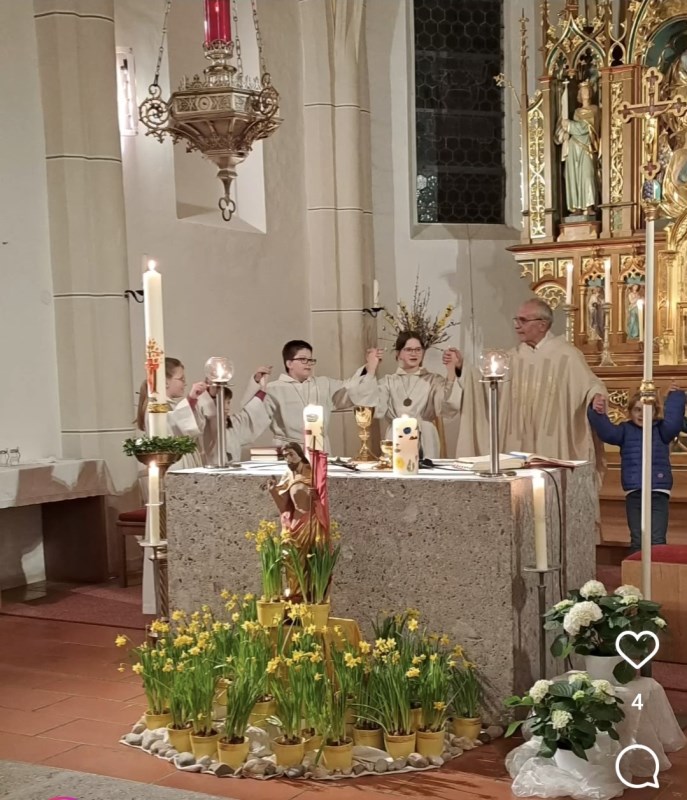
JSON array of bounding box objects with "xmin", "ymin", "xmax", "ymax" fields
[
  {"xmin": 583, "ymin": 655, "xmax": 623, "ymax": 684},
  {"xmin": 554, "ymin": 747, "xmax": 591, "ymax": 774}
]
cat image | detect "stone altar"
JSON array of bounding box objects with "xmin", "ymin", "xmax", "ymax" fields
[{"xmin": 166, "ymin": 463, "xmax": 597, "ymax": 718}]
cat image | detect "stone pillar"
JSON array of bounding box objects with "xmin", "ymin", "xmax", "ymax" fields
[
  {"xmin": 300, "ymin": 0, "xmax": 377, "ymax": 456},
  {"xmin": 34, "ymin": 0, "xmax": 138, "ymax": 571}
]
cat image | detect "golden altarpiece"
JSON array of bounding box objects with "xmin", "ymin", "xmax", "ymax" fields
[{"xmin": 509, "ymin": 0, "xmax": 687, "ymax": 551}]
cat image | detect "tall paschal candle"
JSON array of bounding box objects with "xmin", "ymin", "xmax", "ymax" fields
[{"xmin": 204, "ymin": 0, "xmax": 231, "ymax": 44}]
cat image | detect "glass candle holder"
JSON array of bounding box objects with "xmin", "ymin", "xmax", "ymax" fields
[
  {"xmin": 479, "ymin": 349, "xmax": 510, "ymax": 379},
  {"xmin": 205, "ymin": 356, "xmax": 233, "ymax": 384}
]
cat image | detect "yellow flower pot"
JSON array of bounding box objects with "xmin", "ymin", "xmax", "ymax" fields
[
  {"xmin": 384, "ymin": 732, "xmax": 416, "ymax": 759},
  {"xmin": 215, "ymin": 677, "xmax": 231, "ymax": 706},
  {"xmin": 166, "ymin": 723, "xmax": 192, "ymax": 752},
  {"xmin": 416, "ymin": 728, "xmax": 445, "ymax": 757},
  {"xmin": 145, "ymin": 710, "xmax": 172, "ymax": 730},
  {"xmin": 353, "ymin": 725, "xmax": 384, "ymax": 749},
  {"xmin": 323, "ymin": 739, "xmax": 353, "ymax": 771},
  {"xmin": 303, "ymin": 602, "xmax": 330, "ymax": 628},
  {"xmin": 190, "ymin": 730, "xmax": 221, "ymax": 759},
  {"xmin": 410, "ymin": 707, "xmax": 424, "ymax": 732},
  {"xmin": 451, "ymin": 716, "xmax": 481, "ymax": 740},
  {"xmin": 218, "ymin": 736, "xmax": 250, "ymax": 769},
  {"xmin": 257, "ymin": 599, "xmax": 286, "ymax": 627},
  {"xmin": 304, "ymin": 732, "xmax": 323, "ymax": 753},
  {"xmin": 271, "ymin": 736, "xmax": 305, "ymax": 767},
  {"xmin": 249, "ymin": 698, "xmax": 276, "ymax": 729}
]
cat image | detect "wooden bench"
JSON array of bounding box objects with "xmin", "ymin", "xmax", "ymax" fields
[{"xmin": 622, "ymin": 545, "xmax": 687, "ymax": 664}]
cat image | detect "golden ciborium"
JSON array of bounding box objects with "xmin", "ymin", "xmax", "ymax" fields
[
  {"xmin": 376, "ymin": 438, "xmax": 393, "ymax": 470},
  {"xmin": 353, "ymin": 406, "xmax": 376, "ymax": 462}
]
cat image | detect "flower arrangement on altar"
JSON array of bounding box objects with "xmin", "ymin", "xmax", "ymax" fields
[
  {"xmin": 123, "ymin": 435, "xmax": 197, "ymax": 458},
  {"xmin": 544, "ymin": 580, "xmax": 667, "ymax": 684},
  {"xmin": 383, "ymin": 274, "xmax": 458, "ymax": 348},
  {"xmin": 505, "ymin": 672, "xmax": 625, "ymax": 761}
]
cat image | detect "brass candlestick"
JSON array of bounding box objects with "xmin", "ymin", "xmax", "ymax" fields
[
  {"xmin": 599, "ymin": 302, "xmax": 616, "ymax": 366},
  {"xmin": 562, "ymin": 304, "xmax": 577, "ymax": 345},
  {"xmin": 353, "ymin": 406, "xmax": 376, "ymax": 462}
]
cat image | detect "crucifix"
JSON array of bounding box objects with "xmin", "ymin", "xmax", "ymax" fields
[{"xmin": 616, "ymin": 67, "xmax": 687, "ymax": 601}]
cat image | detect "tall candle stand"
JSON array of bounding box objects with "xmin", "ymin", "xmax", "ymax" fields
[
  {"xmin": 523, "ymin": 564, "xmax": 562, "ymax": 679},
  {"xmin": 478, "ymin": 350, "xmax": 510, "ymax": 477},
  {"xmin": 205, "ymin": 356, "xmax": 234, "ymax": 468},
  {"xmin": 599, "ymin": 302, "xmax": 616, "ymax": 367},
  {"xmin": 562, "ymin": 304, "xmax": 577, "ymax": 345}
]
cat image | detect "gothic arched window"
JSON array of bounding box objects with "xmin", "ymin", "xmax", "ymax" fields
[{"xmin": 414, "ymin": 0, "xmax": 504, "ymax": 224}]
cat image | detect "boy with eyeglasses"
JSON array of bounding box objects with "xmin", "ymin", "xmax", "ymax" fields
[{"xmin": 248, "ymin": 339, "xmax": 383, "ymax": 451}]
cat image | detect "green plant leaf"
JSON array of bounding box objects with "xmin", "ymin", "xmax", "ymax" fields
[
  {"xmin": 613, "ymin": 661, "xmax": 637, "ymax": 684},
  {"xmin": 505, "ymin": 720, "xmax": 523, "ymax": 738}
]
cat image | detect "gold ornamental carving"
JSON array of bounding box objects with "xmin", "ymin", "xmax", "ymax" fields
[
  {"xmin": 610, "ymin": 81, "xmax": 624, "ymax": 232},
  {"xmin": 607, "ymin": 389, "xmax": 629, "ymax": 425},
  {"xmin": 528, "ymin": 97, "xmax": 546, "ymax": 239},
  {"xmin": 538, "ymin": 259, "xmax": 555, "ymax": 279},
  {"xmin": 534, "ymin": 282, "xmax": 566, "ymax": 309},
  {"xmin": 520, "ymin": 261, "xmax": 534, "ymax": 279}
]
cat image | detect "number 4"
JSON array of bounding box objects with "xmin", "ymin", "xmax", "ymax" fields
[{"xmin": 632, "ymin": 694, "xmax": 643, "ymax": 710}]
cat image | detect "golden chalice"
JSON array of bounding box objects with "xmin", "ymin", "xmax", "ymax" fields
[{"xmin": 353, "ymin": 406, "xmax": 376, "ymax": 462}]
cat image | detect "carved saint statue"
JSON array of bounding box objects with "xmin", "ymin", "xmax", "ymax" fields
[
  {"xmin": 626, "ymin": 284, "xmax": 643, "ymax": 341},
  {"xmin": 587, "ymin": 286, "xmax": 604, "ymax": 340},
  {"xmin": 555, "ymin": 82, "xmax": 601, "ymax": 215},
  {"xmin": 660, "ymin": 47, "xmax": 687, "ymax": 219}
]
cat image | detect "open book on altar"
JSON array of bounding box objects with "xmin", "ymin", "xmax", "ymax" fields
[{"xmin": 453, "ymin": 452, "xmax": 587, "ymax": 472}]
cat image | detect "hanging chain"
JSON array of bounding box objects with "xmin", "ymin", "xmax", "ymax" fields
[
  {"xmin": 231, "ymin": 0, "xmax": 243, "ymax": 79},
  {"xmin": 152, "ymin": 0, "xmax": 173, "ymax": 88},
  {"xmin": 251, "ymin": 0, "xmax": 267, "ymax": 77}
]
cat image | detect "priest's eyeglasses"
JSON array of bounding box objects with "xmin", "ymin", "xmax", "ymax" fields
[
  {"xmin": 292, "ymin": 357, "xmax": 317, "ymax": 365},
  {"xmin": 513, "ymin": 316, "xmax": 544, "ymax": 326}
]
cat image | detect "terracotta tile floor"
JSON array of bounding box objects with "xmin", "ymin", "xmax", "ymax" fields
[{"xmin": 0, "ymin": 614, "xmax": 686, "ymax": 800}]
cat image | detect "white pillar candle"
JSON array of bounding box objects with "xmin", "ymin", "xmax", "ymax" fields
[
  {"xmin": 532, "ymin": 472, "xmax": 547, "ymax": 570},
  {"xmin": 392, "ymin": 416, "xmax": 419, "ymax": 476},
  {"xmin": 565, "ymin": 262, "xmax": 573, "ymax": 305},
  {"xmin": 604, "ymin": 259, "xmax": 612, "ymax": 304},
  {"xmin": 303, "ymin": 404, "xmax": 324, "ymax": 452},
  {"xmin": 373, "ymin": 279, "xmax": 380, "ymax": 307},
  {"xmin": 148, "ymin": 461, "xmax": 161, "ymax": 545},
  {"xmin": 637, "ymin": 298, "xmax": 645, "ymax": 343},
  {"xmin": 143, "ymin": 259, "xmax": 168, "ymax": 437}
]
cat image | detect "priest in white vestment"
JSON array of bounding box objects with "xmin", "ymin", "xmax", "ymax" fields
[
  {"xmin": 457, "ymin": 299, "xmax": 607, "ymax": 474},
  {"xmin": 246, "ymin": 339, "xmax": 383, "ymax": 451}
]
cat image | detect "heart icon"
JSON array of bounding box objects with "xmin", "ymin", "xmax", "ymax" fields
[{"xmin": 615, "ymin": 630, "xmax": 660, "ymax": 670}]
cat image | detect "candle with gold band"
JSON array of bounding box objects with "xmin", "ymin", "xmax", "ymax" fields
[
  {"xmin": 143, "ymin": 259, "xmax": 169, "ymax": 436},
  {"xmin": 392, "ymin": 416, "xmax": 419, "ymax": 476}
]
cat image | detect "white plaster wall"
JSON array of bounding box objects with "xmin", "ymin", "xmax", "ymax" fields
[
  {"xmin": 115, "ymin": 0, "xmax": 309, "ymax": 426},
  {"xmin": 0, "ymin": 0, "xmax": 61, "ymax": 460}
]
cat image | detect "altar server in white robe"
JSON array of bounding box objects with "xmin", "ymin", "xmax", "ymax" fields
[
  {"xmin": 246, "ymin": 340, "xmax": 383, "ymax": 451},
  {"xmin": 375, "ymin": 332, "xmax": 463, "ymax": 459},
  {"xmin": 137, "ymin": 357, "xmax": 269, "ymax": 466}
]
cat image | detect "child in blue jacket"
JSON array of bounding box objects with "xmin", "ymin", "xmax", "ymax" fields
[{"xmin": 587, "ymin": 384, "xmax": 685, "ymax": 553}]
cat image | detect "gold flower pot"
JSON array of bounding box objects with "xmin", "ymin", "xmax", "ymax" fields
[
  {"xmin": 249, "ymin": 698, "xmax": 276, "ymax": 729},
  {"xmin": 451, "ymin": 716, "xmax": 481, "ymax": 740},
  {"xmin": 353, "ymin": 725, "xmax": 384, "ymax": 749},
  {"xmin": 410, "ymin": 707, "xmax": 424, "ymax": 732},
  {"xmin": 217, "ymin": 736, "xmax": 250, "ymax": 769},
  {"xmin": 415, "ymin": 728, "xmax": 445, "ymax": 757},
  {"xmin": 303, "ymin": 602, "xmax": 330, "ymax": 628},
  {"xmin": 303, "ymin": 732, "xmax": 323, "ymax": 753},
  {"xmin": 145, "ymin": 710, "xmax": 172, "ymax": 730},
  {"xmin": 215, "ymin": 677, "xmax": 231, "ymax": 706},
  {"xmin": 190, "ymin": 730, "xmax": 221, "ymax": 758},
  {"xmin": 323, "ymin": 739, "xmax": 354, "ymax": 771},
  {"xmin": 257, "ymin": 600, "xmax": 286, "ymax": 627},
  {"xmin": 384, "ymin": 732, "xmax": 416, "ymax": 759},
  {"xmin": 166, "ymin": 723, "xmax": 192, "ymax": 752},
  {"xmin": 271, "ymin": 736, "xmax": 305, "ymax": 767}
]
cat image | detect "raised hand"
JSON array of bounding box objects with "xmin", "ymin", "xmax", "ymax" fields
[
  {"xmin": 253, "ymin": 365, "xmax": 273, "ymax": 388},
  {"xmin": 365, "ymin": 347, "xmax": 385, "ymax": 373},
  {"xmin": 442, "ymin": 347, "xmax": 463, "ymax": 370},
  {"xmin": 592, "ymin": 393, "xmax": 606, "ymax": 413},
  {"xmin": 188, "ymin": 381, "xmax": 208, "ymax": 401}
]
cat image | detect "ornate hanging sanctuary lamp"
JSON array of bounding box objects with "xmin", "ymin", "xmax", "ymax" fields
[{"xmin": 139, "ymin": 0, "xmax": 282, "ymax": 221}]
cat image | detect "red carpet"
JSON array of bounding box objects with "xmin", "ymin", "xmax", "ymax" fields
[{"xmin": 0, "ymin": 580, "xmax": 152, "ymax": 629}]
